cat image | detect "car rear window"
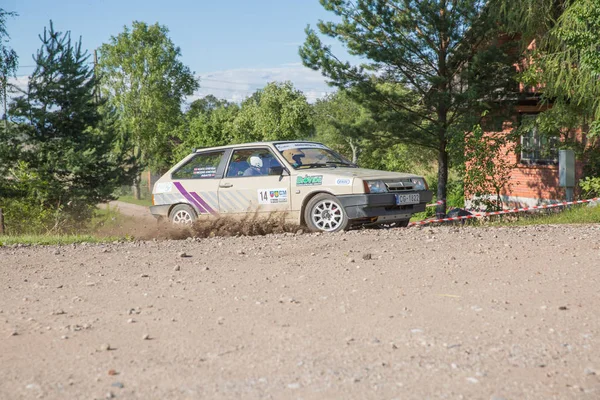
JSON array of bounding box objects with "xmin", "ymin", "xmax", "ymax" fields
[{"xmin": 171, "ymin": 151, "xmax": 225, "ymax": 179}]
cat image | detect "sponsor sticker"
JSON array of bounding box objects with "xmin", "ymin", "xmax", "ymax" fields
[
  {"xmin": 192, "ymin": 166, "xmax": 216, "ymax": 178},
  {"xmin": 258, "ymin": 188, "xmax": 288, "ymax": 204},
  {"xmin": 154, "ymin": 182, "xmax": 173, "ymax": 194},
  {"xmin": 335, "ymin": 178, "xmax": 352, "ymax": 186},
  {"xmin": 296, "ymin": 175, "xmax": 323, "ymax": 186}
]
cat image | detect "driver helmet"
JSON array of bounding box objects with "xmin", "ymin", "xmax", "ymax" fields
[
  {"xmin": 249, "ymin": 155, "xmax": 263, "ymax": 169},
  {"xmin": 282, "ymin": 149, "xmax": 305, "ymax": 166}
]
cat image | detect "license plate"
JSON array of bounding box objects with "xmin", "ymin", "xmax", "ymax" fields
[{"xmin": 395, "ymin": 193, "xmax": 420, "ymax": 205}]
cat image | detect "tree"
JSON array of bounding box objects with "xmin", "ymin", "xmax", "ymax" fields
[
  {"xmin": 187, "ymin": 94, "xmax": 230, "ymax": 119},
  {"xmin": 0, "ymin": 8, "xmax": 18, "ymax": 133},
  {"xmin": 300, "ymin": 0, "xmax": 519, "ymax": 215},
  {"xmin": 463, "ymin": 122, "xmax": 516, "ymax": 210},
  {"xmin": 98, "ymin": 21, "xmax": 199, "ymax": 197},
  {"xmin": 172, "ymin": 96, "xmax": 240, "ymax": 161},
  {"xmin": 0, "ymin": 8, "xmax": 18, "ymax": 193},
  {"xmin": 500, "ymin": 0, "xmax": 600, "ymax": 124},
  {"xmin": 497, "ymin": 0, "xmax": 600, "ymax": 192},
  {"xmin": 313, "ymin": 90, "xmax": 375, "ymax": 163},
  {"xmin": 8, "ymin": 22, "xmax": 137, "ymax": 231},
  {"xmin": 232, "ymin": 81, "xmax": 313, "ymax": 143}
]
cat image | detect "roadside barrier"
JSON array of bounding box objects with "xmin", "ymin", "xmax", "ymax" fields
[
  {"xmin": 426, "ymin": 199, "xmax": 446, "ymax": 207},
  {"xmin": 410, "ymin": 197, "xmax": 600, "ymax": 227}
]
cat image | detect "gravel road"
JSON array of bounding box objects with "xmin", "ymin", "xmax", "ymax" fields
[
  {"xmin": 1, "ymin": 224, "xmax": 600, "ymax": 399},
  {"xmin": 99, "ymin": 201, "xmax": 155, "ymax": 221}
]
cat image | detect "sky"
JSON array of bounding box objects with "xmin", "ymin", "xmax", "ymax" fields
[{"xmin": 3, "ymin": 0, "xmax": 352, "ymax": 104}]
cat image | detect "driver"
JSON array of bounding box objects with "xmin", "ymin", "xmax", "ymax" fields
[
  {"xmin": 282, "ymin": 149, "xmax": 305, "ymax": 167},
  {"xmin": 243, "ymin": 155, "xmax": 264, "ymax": 176}
]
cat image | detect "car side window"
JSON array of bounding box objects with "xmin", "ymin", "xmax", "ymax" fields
[
  {"xmin": 172, "ymin": 151, "xmax": 225, "ymax": 179},
  {"xmin": 226, "ymin": 148, "xmax": 282, "ymax": 178}
]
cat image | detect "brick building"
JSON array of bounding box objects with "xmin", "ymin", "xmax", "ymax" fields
[{"xmin": 467, "ymin": 39, "xmax": 596, "ymax": 209}]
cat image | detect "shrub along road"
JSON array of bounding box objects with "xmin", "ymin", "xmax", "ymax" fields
[{"xmin": 1, "ymin": 224, "xmax": 599, "ymax": 399}]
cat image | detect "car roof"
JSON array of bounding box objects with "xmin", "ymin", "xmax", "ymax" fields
[{"xmin": 193, "ymin": 141, "xmax": 325, "ymax": 153}]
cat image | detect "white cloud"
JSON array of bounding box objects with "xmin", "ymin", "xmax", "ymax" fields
[
  {"xmin": 10, "ymin": 64, "xmax": 336, "ymax": 107},
  {"xmin": 192, "ymin": 64, "xmax": 335, "ymax": 104},
  {"xmin": 7, "ymin": 76, "xmax": 29, "ymax": 97}
]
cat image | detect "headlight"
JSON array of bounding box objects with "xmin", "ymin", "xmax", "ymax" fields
[
  {"xmin": 411, "ymin": 177, "xmax": 428, "ymax": 191},
  {"xmin": 364, "ymin": 180, "xmax": 388, "ymax": 193}
]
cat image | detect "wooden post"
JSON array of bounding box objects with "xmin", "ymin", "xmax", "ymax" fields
[{"xmin": 0, "ymin": 208, "xmax": 5, "ymax": 235}]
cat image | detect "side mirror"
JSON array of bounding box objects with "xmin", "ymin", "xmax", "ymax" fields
[{"xmin": 268, "ymin": 166, "xmax": 288, "ymax": 176}]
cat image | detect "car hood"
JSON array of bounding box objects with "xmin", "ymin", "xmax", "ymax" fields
[{"xmin": 295, "ymin": 167, "xmax": 421, "ymax": 180}]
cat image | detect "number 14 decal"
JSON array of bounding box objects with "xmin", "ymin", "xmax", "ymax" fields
[{"xmin": 257, "ymin": 188, "xmax": 288, "ymax": 205}]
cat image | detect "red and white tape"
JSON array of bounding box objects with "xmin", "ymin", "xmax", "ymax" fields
[
  {"xmin": 426, "ymin": 199, "xmax": 446, "ymax": 207},
  {"xmin": 410, "ymin": 197, "xmax": 600, "ymax": 227}
]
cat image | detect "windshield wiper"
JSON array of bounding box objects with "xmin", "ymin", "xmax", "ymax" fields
[
  {"xmin": 325, "ymin": 161, "xmax": 357, "ymax": 168},
  {"xmin": 296, "ymin": 163, "xmax": 330, "ymax": 169},
  {"xmin": 296, "ymin": 161, "xmax": 357, "ymax": 169}
]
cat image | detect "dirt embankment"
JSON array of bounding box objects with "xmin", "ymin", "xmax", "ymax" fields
[{"xmin": 1, "ymin": 224, "xmax": 600, "ymax": 399}]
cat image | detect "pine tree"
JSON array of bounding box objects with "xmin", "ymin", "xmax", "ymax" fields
[
  {"xmin": 300, "ymin": 0, "xmax": 520, "ymax": 216},
  {"xmin": 10, "ymin": 21, "xmax": 137, "ymax": 229}
]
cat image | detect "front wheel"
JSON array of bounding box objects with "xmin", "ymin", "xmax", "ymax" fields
[
  {"xmin": 304, "ymin": 193, "xmax": 349, "ymax": 233},
  {"xmin": 169, "ymin": 204, "xmax": 197, "ymax": 225}
]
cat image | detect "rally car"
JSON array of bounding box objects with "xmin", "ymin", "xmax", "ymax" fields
[{"xmin": 150, "ymin": 141, "xmax": 432, "ymax": 232}]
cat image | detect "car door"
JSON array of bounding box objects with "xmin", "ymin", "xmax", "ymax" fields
[
  {"xmin": 169, "ymin": 150, "xmax": 227, "ymax": 216},
  {"xmin": 218, "ymin": 147, "xmax": 291, "ymax": 216}
]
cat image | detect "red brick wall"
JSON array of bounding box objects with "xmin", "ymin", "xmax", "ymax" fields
[{"xmin": 466, "ymin": 105, "xmax": 587, "ymax": 206}]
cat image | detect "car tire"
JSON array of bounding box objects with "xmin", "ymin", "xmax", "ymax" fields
[
  {"xmin": 169, "ymin": 204, "xmax": 197, "ymax": 225},
  {"xmin": 304, "ymin": 193, "xmax": 349, "ymax": 233}
]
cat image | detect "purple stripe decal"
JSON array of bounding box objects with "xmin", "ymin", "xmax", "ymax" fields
[
  {"xmin": 173, "ymin": 182, "xmax": 207, "ymax": 214},
  {"xmin": 190, "ymin": 192, "xmax": 218, "ymax": 216}
]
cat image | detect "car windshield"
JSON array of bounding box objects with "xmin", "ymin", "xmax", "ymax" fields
[{"xmin": 275, "ymin": 142, "xmax": 356, "ymax": 170}]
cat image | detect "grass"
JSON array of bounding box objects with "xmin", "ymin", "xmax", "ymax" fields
[
  {"xmin": 116, "ymin": 195, "xmax": 153, "ymax": 207},
  {"xmin": 410, "ymin": 202, "xmax": 600, "ymax": 227},
  {"xmin": 0, "ymin": 206, "xmax": 135, "ymax": 246},
  {"xmin": 492, "ymin": 203, "xmax": 600, "ymax": 226}
]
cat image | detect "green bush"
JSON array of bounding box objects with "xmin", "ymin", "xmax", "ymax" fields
[
  {"xmin": 0, "ymin": 199, "xmax": 57, "ymax": 235},
  {"xmin": 580, "ymin": 176, "xmax": 600, "ymax": 198}
]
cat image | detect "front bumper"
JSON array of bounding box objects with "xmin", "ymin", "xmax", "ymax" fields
[{"xmin": 338, "ymin": 191, "xmax": 433, "ymax": 222}]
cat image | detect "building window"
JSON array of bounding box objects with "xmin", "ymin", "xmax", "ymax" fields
[{"xmin": 520, "ymin": 115, "xmax": 558, "ymax": 165}]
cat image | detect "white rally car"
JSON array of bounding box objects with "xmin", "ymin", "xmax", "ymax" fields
[{"xmin": 150, "ymin": 141, "xmax": 432, "ymax": 232}]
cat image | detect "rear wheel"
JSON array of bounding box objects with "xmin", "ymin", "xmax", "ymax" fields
[
  {"xmin": 169, "ymin": 204, "xmax": 197, "ymax": 225},
  {"xmin": 304, "ymin": 193, "xmax": 349, "ymax": 233}
]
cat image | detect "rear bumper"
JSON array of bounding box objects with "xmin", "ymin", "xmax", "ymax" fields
[
  {"xmin": 338, "ymin": 191, "xmax": 433, "ymax": 221},
  {"xmin": 150, "ymin": 205, "xmax": 170, "ymax": 219}
]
